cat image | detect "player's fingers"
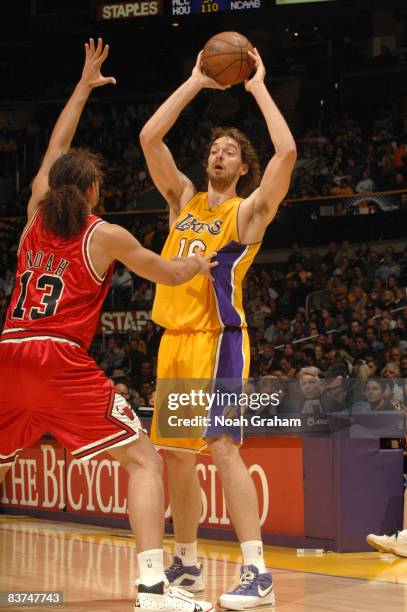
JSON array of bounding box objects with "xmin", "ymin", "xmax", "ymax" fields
[
  {"xmin": 209, "ymin": 261, "xmax": 219, "ymax": 269},
  {"xmin": 95, "ymin": 37, "xmax": 103, "ymax": 57},
  {"xmin": 89, "ymin": 38, "xmax": 95, "ymax": 55},
  {"xmin": 84, "ymin": 42, "xmax": 89, "ymax": 59},
  {"xmin": 205, "ymin": 251, "xmax": 217, "ymax": 260},
  {"xmin": 100, "ymin": 76, "xmax": 117, "ymax": 85},
  {"xmin": 98, "ymin": 43, "xmax": 110, "ymax": 64}
]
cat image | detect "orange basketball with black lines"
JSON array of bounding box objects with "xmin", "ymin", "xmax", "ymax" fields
[{"xmin": 201, "ymin": 32, "xmax": 255, "ymax": 87}]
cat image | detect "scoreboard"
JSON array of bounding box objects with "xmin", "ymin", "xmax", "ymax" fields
[
  {"xmin": 171, "ymin": 0, "xmax": 262, "ymax": 15},
  {"xmin": 96, "ymin": 0, "xmax": 262, "ymax": 21}
]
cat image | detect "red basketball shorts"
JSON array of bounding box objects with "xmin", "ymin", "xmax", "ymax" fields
[{"xmin": 0, "ymin": 335, "xmax": 145, "ymax": 466}]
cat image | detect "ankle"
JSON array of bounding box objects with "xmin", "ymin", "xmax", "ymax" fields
[
  {"xmin": 241, "ymin": 540, "xmax": 266, "ymax": 573},
  {"xmin": 137, "ymin": 549, "xmax": 166, "ymax": 586},
  {"xmin": 175, "ymin": 541, "xmax": 198, "ymax": 566}
]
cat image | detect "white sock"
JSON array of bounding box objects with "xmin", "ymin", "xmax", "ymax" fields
[
  {"xmin": 241, "ymin": 540, "xmax": 266, "ymax": 573},
  {"xmin": 175, "ymin": 541, "xmax": 198, "ymax": 566},
  {"xmin": 137, "ymin": 549, "xmax": 166, "ymax": 586}
]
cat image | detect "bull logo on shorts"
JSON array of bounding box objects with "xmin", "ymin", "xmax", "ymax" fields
[{"xmin": 119, "ymin": 404, "xmax": 136, "ymax": 421}]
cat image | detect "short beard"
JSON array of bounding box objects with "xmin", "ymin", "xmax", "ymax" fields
[{"xmin": 207, "ymin": 170, "xmax": 237, "ymax": 193}]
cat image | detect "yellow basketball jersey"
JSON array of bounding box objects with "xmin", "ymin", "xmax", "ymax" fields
[{"xmin": 152, "ymin": 192, "xmax": 260, "ymax": 331}]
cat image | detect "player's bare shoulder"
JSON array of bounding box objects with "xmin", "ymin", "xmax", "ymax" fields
[
  {"xmin": 237, "ymin": 188, "xmax": 263, "ymax": 244},
  {"xmin": 88, "ymin": 220, "xmax": 122, "ymax": 278}
]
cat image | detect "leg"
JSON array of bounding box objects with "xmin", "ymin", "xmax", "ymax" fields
[
  {"xmin": 163, "ymin": 450, "xmax": 205, "ymax": 592},
  {"xmin": 109, "ymin": 431, "xmax": 164, "ymax": 552},
  {"xmin": 165, "ymin": 450, "xmax": 200, "ymax": 543},
  {"xmin": 208, "ymin": 436, "xmax": 275, "ymax": 610},
  {"xmin": 0, "ymin": 466, "xmax": 10, "ymax": 486},
  {"xmin": 111, "ymin": 436, "xmax": 213, "ymax": 610},
  {"xmin": 207, "ymin": 436, "xmax": 261, "ymax": 542}
]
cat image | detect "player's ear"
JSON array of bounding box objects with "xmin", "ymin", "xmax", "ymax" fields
[{"xmin": 240, "ymin": 163, "xmax": 249, "ymax": 176}]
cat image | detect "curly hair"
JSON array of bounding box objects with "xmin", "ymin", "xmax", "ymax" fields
[
  {"xmin": 38, "ymin": 148, "xmax": 104, "ymax": 240},
  {"xmin": 205, "ymin": 126, "xmax": 260, "ymax": 198}
]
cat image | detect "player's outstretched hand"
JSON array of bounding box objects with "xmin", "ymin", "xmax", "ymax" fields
[
  {"xmin": 192, "ymin": 51, "xmax": 229, "ymax": 91},
  {"xmin": 193, "ymin": 250, "xmax": 219, "ymax": 280},
  {"xmin": 244, "ymin": 48, "xmax": 265, "ymax": 92},
  {"xmin": 81, "ymin": 38, "xmax": 117, "ymax": 90}
]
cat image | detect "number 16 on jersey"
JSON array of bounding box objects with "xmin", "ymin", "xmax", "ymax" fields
[{"xmin": 177, "ymin": 238, "xmax": 206, "ymax": 257}]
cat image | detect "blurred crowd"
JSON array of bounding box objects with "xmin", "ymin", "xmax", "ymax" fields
[
  {"xmin": 1, "ymin": 92, "xmax": 407, "ymax": 219},
  {"xmin": 290, "ymin": 107, "xmax": 407, "ymax": 199}
]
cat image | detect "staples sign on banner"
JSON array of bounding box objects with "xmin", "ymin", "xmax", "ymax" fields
[
  {"xmin": 97, "ymin": 1, "xmax": 164, "ymax": 20},
  {"xmin": 99, "ymin": 310, "xmax": 151, "ymax": 332}
]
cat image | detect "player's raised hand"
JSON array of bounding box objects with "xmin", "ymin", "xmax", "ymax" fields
[
  {"xmin": 244, "ymin": 48, "xmax": 265, "ymax": 92},
  {"xmin": 81, "ymin": 38, "xmax": 117, "ymax": 90},
  {"xmin": 192, "ymin": 51, "xmax": 229, "ymax": 91}
]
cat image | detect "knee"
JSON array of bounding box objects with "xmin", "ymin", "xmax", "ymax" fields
[
  {"xmin": 209, "ymin": 437, "xmax": 239, "ymax": 471},
  {"xmin": 122, "ymin": 443, "xmax": 163, "ymax": 476},
  {"xmin": 143, "ymin": 447, "xmax": 163, "ymax": 475}
]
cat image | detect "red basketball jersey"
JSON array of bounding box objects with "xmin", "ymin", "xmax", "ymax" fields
[{"xmin": 3, "ymin": 213, "xmax": 113, "ymax": 348}]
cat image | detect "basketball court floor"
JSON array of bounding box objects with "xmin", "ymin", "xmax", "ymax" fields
[{"xmin": 1, "ymin": 515, "xmax": 406, "ymax": 611}]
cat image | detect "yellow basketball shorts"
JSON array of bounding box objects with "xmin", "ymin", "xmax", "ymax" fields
[{"xmin": 150, "ymin": 327, "xmax": 250, "ymax": 453}]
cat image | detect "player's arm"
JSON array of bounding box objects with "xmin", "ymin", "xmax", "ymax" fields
[
  {"xmin": 27, "ymin": 38, "xmax": 116, "ymax": 221},
  {"xmin": 139, "ymin": 52, "xmax": 226, "ymax": 220},
  {"xmin": 238, "ymin": 49, "xmax": 297, "ymax": 244},
  {"xmin": 93, "ymin": 223, "xmax": 217, "ymax": 285}
]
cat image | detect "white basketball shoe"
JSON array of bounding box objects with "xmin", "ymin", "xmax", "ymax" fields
[
  {"xmin": 366, "ymin": 531, "xmax": 400, "ymax": 553},
  {"xmin": 219, "ymin": 565, "xmax": 275, "ymax": 610},
  {"xmin": 135, "ymin": 580, "xmax": 213, "ymax": 611},
  {"xmin": 389, "ymin": 529, "xmax": 407, "ymax": 558}
]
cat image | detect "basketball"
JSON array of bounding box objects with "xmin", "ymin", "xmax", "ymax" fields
[{"xmin": 201, "ymin": 31, "xmax": 255, "ymax": 87}]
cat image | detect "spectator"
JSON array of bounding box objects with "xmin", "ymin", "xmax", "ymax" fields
[
  {"xmin": 376, "ymin": 253, "xmax": 401, "ymax": 281},
  {"xmin": 100, "ymin": 336, "xmax": 127, "ymax": 376},
  {"xmin": 381, "ymin": 362, "xmax": 403, "ymax": 400},
  {"xmin": 297, "ymin": 366, "xmax": 325, "ymax": 413},
  {"xmin": 356, "ymin": 171, "xmax": 375, "ymax": 194},
  {"xmin": 352, "ymin": 379, "xmax": 395, "ymax": 412},
  {"xmin": 111, "ymin": 264, "xmax": 133, "ymax": 306},
  {"xmin": 320, "ymin": 361, "xmax": 351, "ymax": 412}
]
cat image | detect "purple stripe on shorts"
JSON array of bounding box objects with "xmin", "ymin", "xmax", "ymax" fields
[
  {"xmin": 215, "ymin": 327, "xmax": 245, "ymax": 379},
  {"xmin": 204, "ymin": 328, "xmax": 245, "ymax": 441},
  {"xmin": 212, "ymin": 241, "xmax": 247, "ymax": 327}
]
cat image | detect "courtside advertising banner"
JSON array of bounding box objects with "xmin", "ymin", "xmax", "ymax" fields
[{"xmin": 0, "ymin": 438, "xmax": 305, "ymax": 535}]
